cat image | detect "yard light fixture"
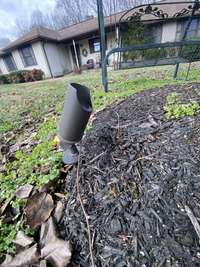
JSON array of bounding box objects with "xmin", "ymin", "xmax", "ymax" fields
[{"xmin": 59, "ymin": 83, "xmax": 93, "ymax": 165}]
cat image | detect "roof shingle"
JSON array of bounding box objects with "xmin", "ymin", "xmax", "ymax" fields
[{"xmin": 1, "ymin": 1, "xmax": 198, "ymax": 52}]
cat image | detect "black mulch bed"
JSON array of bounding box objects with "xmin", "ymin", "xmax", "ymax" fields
[{"xmin": 60, "ymin": 83, "xmax": 200, "ymax": 267}]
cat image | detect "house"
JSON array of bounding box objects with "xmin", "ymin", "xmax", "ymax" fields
[
  {"xmin": 0, "ymin": 13, "xmax": 122, "ymax": 78},
  {"xmin": 0, "ymin": 0, "xmax": 199, "ymax": 78}
]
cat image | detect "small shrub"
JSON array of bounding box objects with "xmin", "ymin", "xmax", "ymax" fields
[
  {"xmin": 7, "ymin": 71, "xmax": 25, "ymax": 83},
  {"xmin": 0, "ymin": 69, "xmax": 44, "ymax": 84},
  {"xmin": 24, "ymin": 69, "xmax": 44, "ymax": 82},
  {"xmin": 165, "ymin": 47, "xmax": 178, "ymax": 58},
  {"xmin": 144, "ymin": 48, "xmax": 167, "ymax": 61},
  {"xmin": 0, "ymin": 74, "xmax": 9, "ymax": 84}
]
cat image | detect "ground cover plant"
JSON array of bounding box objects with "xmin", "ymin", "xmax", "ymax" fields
[
  {"xmin": 1, "ymin": 64, "xmax": 200, "ymax": 265},
  {"xmin": 164, "ymin": 92, "xmax": 200, "ymax": 118}
]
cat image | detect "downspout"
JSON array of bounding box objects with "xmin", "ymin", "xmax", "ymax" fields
[{"xmin": 42, "ymin": 41, "xmax": 53, "ymax": 78}]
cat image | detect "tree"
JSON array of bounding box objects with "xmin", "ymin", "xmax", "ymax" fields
[
  {"xmin": 54, "ymin": 0, "xmax": 90, "ymax": 25},
  {"xmin": 15, "ymin": 18, "xmax": 31, "ymax": 36},
  {"xmin": 15, "ymin": 9, "xmax": 55, "ymax": 37},
  {"xmin": 88, "ymin": 0, "xmax": 155, "ymax": 16},
  {"xmin": 15, "ymin": 0, "xmax": 156, "ymax": 37},
  {"xmin": 30, "ymin": 10, "xmax": 47, "ymax": 29}
]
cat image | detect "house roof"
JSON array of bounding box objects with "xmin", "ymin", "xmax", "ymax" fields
[
  {"xmin": 58, "ymin": 11, "xmax": 124, "ymax": 41},
  {"xmin": 3, "ymin": 27, "xmax": 60, "ymax": 52},
  {"xmin": 1, "ymin": 1, "xmax": 198, "ymax": 53},
  {"xmin": 2, "ymin": 12, "xmax": 124, "ymax": 52}
]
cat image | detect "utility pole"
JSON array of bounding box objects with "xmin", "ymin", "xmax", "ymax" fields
[{"xmin": 97, "ymin": 0, "xmax": 108, "ymax": 92}]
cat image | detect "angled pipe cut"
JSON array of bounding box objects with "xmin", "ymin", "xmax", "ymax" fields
[{"xmin": 59, "ymin": 83, "xmax": 92, "ymax": 165}]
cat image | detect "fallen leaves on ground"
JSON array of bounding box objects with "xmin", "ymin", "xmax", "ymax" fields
[
  {"xmin": 15, "ymin": 185, "xmax": 34, "ymax": 199},
  {"xmin": 0, "ymin": 217, "xmax": 72, "ymax": 267},
  {"xmin": 13, "ymin": 231, "xmax": 34, "ymax": 247},
  {"xmin": 53, "ymin": 136, "xmax": 60, "ymax": 146},
  {"xmin": 24, "ymin": 192, "xmax": 54, "ymax": 229},
  {"xmin": 0, "ymin": 244, "xmax": 39, "ymax": 267},
  {"xmin": 54, "ymin": 201, "xmax": 65, "ymax": 223},
  {"xmin": 40, "ymin": 217, "xmax": 71, "ymax": 267}
]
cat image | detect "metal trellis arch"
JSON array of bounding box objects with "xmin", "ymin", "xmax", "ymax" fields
[{"xmin": 97, "ymin": 0, "xmax": 200, "ymax": 92}]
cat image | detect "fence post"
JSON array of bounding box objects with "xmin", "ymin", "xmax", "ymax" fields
[{"xmin": 97, "ymin": 0, "xmax": 108, "ymax": 92}]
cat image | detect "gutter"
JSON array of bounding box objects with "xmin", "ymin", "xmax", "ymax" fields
[{"xmin": 41, "ymin": 40, "xmax": 53, "ymax": 78}]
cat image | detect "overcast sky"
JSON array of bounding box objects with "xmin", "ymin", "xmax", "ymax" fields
[{"xmin": 0, "ymin": 0, "xmax": 56, "ymax": 40}]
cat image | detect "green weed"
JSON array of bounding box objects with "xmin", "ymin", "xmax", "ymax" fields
[
  {"xmin": 164, "ymin": 92, "xmax": 200, "ymax": 118},
  {"xmin": 0, "ymin": 220, "xmax": 35, "ymax": 257}
]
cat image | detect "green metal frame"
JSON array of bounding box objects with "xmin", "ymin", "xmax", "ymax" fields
[
  {"xmin": 97, "ymin": 0, "xmax": 200, "ymax": 92},
  {"xmin": 102, "ymin": 40, "xmax": 200, "ymax": 92}
]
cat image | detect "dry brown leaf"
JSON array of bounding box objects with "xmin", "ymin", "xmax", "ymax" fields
[
  {"xmin": 39, "ymin": 260, "xmax": 47, "ymax": 267},
  {"xmin": 0, "ymin": 255, "xmax": 13, "ymax": 266},
  {"xmin": 0, "ymin": 244, "xmax": 39, "ymax": 267},
  {"xmin": 13, "ymin": 230, "xmax": 34, "ymax": 247},
  {"xmin": 0, "ymin": 200, "xmax": 11, "ymax": 216},
  {"xmin": 24, "ymin": 192, "xmax": 54, "ymax": 229},
  {"xmin": 60, "ymin": 165, "xmax": 72, "ymax": 174},
  {"xmin": 40, "ymin": 217, "xmax": 72, "ymax": 267},
  {"xmin": 53, "ymin": 201, "xmax": 65, "ymax": 223},
  {"xmin": 54, "ymin": 192, "xmax": 68, "ymax": 199},
  {"xmin": 15, "ymin": 185, "xmax": 34, "ymax": 199},
  {"xmin": 41, "ymin": 239, "xmax": 71, "ymax": 267},
  {"xmin": 40, "ymin": 217, "xmax": 57, "ymax": 247}
]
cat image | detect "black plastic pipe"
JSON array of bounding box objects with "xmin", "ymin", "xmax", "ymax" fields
[{"xmin": 59, "ymin": 83, "xmax": 92, "ymax": 164}]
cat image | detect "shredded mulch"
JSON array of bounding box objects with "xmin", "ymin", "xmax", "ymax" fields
[{"xmin": 61, "ymin": 83, "xmax": 200, "ymax": 267}]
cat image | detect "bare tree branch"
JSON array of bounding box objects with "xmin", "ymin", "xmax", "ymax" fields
[{"xmin": 15, "ymin": 0, "xmax": 155, "ymax": 37}]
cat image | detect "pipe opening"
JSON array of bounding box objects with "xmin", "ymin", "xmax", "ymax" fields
[{"xmin": 71, "ymin": 83, "xmax": 92, "ymax": 112}]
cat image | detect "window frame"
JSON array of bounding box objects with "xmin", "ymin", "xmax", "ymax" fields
[
  {"xmin": 19, "ymin": 44, "xmax": 37, "ymax": 67},
  {"xmin": 3, "ymin": 53, "xmax": 17, "ymax": 72},
  {"xmin": 88, "ymin": 36, "xmax": 107, "ymax": 54},
  {"xmin": 146, "ymin": 23, "xmax": 162, "ymax": 43},
  {"xmin": 176, "ymin": 18, "xmax": 199, "ymax": 41}
]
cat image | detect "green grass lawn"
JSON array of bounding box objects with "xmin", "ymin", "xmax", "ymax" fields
[
  {"xmin": 1, "ymin": 63, "xmax": 200, "ymax": 135},
  {"xmin": 0, "ymin": 64, "xmax": 200, "ymax": 257}
]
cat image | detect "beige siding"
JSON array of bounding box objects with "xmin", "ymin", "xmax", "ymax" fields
[
  {"xmin": 107, "ymin": 31, "xmax": 118, "ymax": 65},
  {"xmin": 44, "ymin": 43, "xmax": 72, "ymax": 77},
  {"xmin": 0, "ymin": 57, "xmax": 8, "ymax": 74},
  {"xmin": 70, "ymin": 31, "xmax": 117, "ymax": 69},
  {"xmin": 0, "ymin": 41, "xmax": 52, "ymax": 78},
  {"xmin": 58, "ymin": 44, "xmax": 72, "ymax": 73},
  {"xmin": 19, "ymin": 42, "xmax": 52, "ymax": 78},
  {"xmin": 161, "ymin": 21, "xmax": 177, "ymax": 43}
]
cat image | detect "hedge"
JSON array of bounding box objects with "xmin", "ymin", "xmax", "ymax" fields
[{"xmin": 0, "ymin": 69, "xmax": 44, "ymax": 85}]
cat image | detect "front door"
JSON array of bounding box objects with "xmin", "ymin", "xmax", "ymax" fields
[{"xmin": 70, "ymin": 44, "xmax": 82, "ymax": 68}]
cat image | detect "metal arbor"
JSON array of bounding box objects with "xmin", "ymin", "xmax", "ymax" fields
[{"xmin": 97, "ymin": 0, "xmax": 200, "ymax": 92}]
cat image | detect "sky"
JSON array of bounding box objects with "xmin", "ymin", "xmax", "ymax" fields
[{"xmin": 0, "ymin": 0, "xmax": 56, "ymax": 41}]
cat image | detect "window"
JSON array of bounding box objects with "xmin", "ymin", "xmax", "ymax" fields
[
  {"xmin": 89, "ymin": 38, "xmax": 101, "ymax": 53},
  {"xmin": 176, "ymin": 19, "xmax": 199, "ymax": 40},
  {"xmin": 19, "ymin": 45, "xmax": 37, "ymax": 67},
  {"xmin": 147, "ymin": 24, "xmax": 162, "ymax": 43},
  {"xmin": 3, "ymin": 53, "xmax": 17, "ymax": 72}
]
